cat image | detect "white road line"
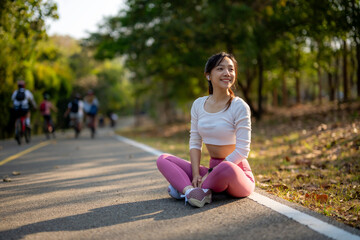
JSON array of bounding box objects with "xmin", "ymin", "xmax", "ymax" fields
[
  {"xmin": 115, "ymin": 134, "xmax": 360, "ymax": 240},
  {"xmin": 115, "ymin": 135, "xmax": 163, "ymax": 156},
  {"xmin": 249, "ymin": 192, "xmax": 360, "ymax": 240}
]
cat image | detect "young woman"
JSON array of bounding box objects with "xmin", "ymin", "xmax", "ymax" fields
[{"xmin": 157, "ymin": 52, "xmax": 255, "ymax": 207}]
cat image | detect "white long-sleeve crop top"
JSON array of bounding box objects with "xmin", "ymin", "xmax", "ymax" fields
[{"xmin": 189, "ymin": 96, "xmax": 251, "ymax": 164}]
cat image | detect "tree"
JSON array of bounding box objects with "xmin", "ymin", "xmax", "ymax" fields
[
  {"xmin": 0, "ymin": 0, "xmax": 58, "ymax": 138},
  {"xmin": 88, "ymin": 0, "xmax": 360, "ymax": 125}
]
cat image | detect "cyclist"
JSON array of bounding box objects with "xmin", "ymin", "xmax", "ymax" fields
[
  {"xmin": 40, "ymin": 93, "xmax": 57, "ymax": 138},
  {"xmin": 11, "ymin": 80, "xmax": 37, "ymax": 128},
  {"xmin": 64, "ymin": 93, "xmax": 84, "ymax": 138},
  {"xmin": 83, "ymin": 90, "xmax": 99, "ymax": 138},
  {"xmin": 11, "ymin": 80, "xmax": 37, "ymax": 144}
]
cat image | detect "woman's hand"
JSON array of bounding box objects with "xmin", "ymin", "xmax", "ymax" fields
[{"xmin": 192, "ymin": 175, "xmax": 202, "ymax": 188}]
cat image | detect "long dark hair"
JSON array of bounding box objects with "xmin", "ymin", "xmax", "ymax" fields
[{"xmin": 204, "ymin": 52, "xmax": 238, "ymax": 110}]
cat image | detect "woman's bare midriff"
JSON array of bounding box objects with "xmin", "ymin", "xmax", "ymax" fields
[{"xmin": 205, "ymin": 143, "xmax": 235, "ymax": 159}]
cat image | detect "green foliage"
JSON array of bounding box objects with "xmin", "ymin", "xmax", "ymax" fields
[
  {"xmin": 0, "ymin": 1, "xmax": 135, "ymax": 139},
  {"xmin": 95, "ymin": 59, "xmax": 135, "ymax": 115},
  {"xmin": 88, "ymin": 0, "xmax": 360, "ymax": 123},
  {"xmin": 1, "ymin": 0, "xmax": 360, "ymax": 136},
  {"xmin": 0, "ymin": 0, "xmax": 58, "ymax": 138}
]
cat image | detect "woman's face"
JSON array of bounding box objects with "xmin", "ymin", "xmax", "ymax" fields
[{"xmin": 208, "ymin": 57, "xmax": 235, "ymax": 92}]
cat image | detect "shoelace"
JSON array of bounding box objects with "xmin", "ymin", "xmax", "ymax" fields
[
  {"xmin": 180, "ymin": 194, "xmax": 188, "ymax": 205},
  {"xmin": 181, "ymin": 188, "xmax": 195, "ymax": 206}
]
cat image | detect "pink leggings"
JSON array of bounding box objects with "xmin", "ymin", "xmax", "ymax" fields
[{"xmin": 156, "ymin": 153, "xmax": 255, "ymax": 198}]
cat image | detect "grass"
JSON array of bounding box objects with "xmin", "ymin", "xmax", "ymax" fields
[{"xmin": 117, "ymin": 101, "xmax": 360, "ymax": 229}]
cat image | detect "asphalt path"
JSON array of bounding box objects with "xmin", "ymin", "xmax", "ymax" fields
[{"xmin": 0, "ymin": 128, "xmax": 359, "ymax": 240}]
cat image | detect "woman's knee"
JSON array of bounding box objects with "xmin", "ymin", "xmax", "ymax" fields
[
  {"xmin": 156, "ymin": 153, "xmax": 182, "ymax": 168},
  {"xmin": 156, "ymin": 153, "xmax": 170, "ymax": 168},
  {"xmin": 157, "ymin": 153, "xmax": 167, "ymax": 161},
  {"xmin": 231, "ymin": 182, "xmax": 255, "ymax": 198},
  {"xmin": 216, "ymin": 161, "xmax": 238, "ymax": 175}
]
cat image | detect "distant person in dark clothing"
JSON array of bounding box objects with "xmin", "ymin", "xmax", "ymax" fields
[
  {"xmin": 64, "ymin": 93, "xmax": 84, "ymax": 137},
  {"xmin": 11, "ymin": 80, "xmax": 37, "ymax": 128},
  {"xmin": 83, "ymin": 90, "xmax": 99, "ymax": 138}
]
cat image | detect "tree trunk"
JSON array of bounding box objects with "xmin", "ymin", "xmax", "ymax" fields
[
  {"xmin": 328, "ymin": 72, "xmax": 335, "ymax": 101},
  {"xmin": 357, "ymin": 42, "xmax": 360, "ymax": 97},
  {"xmin": 295, "ymin": 75, "xmax": 300, "ymax": 104},
  {"xmin": 335, "ymin": 53, "xmax": 340, "ymax": 101},
  {"xmin": 273, "ymin": 87, "xmax": 278, "ymax": 107},
  {"xmin": 257, "ymin": 53, "xmax": 264, "ymax": 119},
  {"xmin": 281, "ymin": 69, "xmax": 287, "ymax": 106},
  {"xmin": 343, "ymin": 39, "xmax": 348, "ymax": 101},
  {"xmin": 316, "ymin": 40, "xmax": 323, "ymax": 104},
  {"xmin": 350, "ymin": 44, "xmax": 356, "ymax": 98},
  {"xmin": 317, "ymin": 66, "xmax": 322, "ymax": 104},
  {"xmin": 295, "ymin": 49, "xmax": 301, "ymax": 104},
  {"xmin": 350, "ymin": 0, "xmax": 360, "ymax": 97},
  {"xmin": 238, "ymin": 67, "xmax": 257, "ymax": 116}
]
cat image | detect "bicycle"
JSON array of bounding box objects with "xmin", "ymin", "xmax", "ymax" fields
[{"xmin": 15, "ymin": 115, "xmax": 31, "ymax": 145}]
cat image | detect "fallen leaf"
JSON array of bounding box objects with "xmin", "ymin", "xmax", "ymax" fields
[
  {"xmin": 330, "ymin": 179, "xmax": 337, "ymax": 184},
  {"xmin": 279, "ymin": 165, "xmax": 298, "ymax": 171},
  {"xmin": 316, "ymin": 194, "xmax": 328, "ymax": 203},
  {"xmin": 259, "ymin": 178, "xmax": 271, "ymax": 183},
  {"xmin": 296, "ymin": 173, "xmax": 309, "ymax": 179},
  {"xmin": 305, "ymin": 192, "xmax": 328, "ymax": 203},
  {"xmin": 303, "ymin": 184, "xmax": 319, "ymax": 191},
  {"xmin": 310, "ymin": 164, "xmax": 318, "ymax": 169},
  {"xmin": 12, "ymin": 171, "xmax": 21, "ymax": 176},
  {"xmin": 272, "ymin": 184, "xmax": 288, "ymax": 190},
  {"xmin": 318, "ymin": 123, "xmax": 328, "ymax": 131},
  {"xmin": 258, "ymin": 183, "xmax": 270, "ymax": 188},
  {"xmin": 295, "ymin": 159, "xmax": 311, "ymax": 166}
]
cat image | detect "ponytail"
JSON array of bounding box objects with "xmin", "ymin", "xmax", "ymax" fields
[
  {"xmin": 208, "ymin": 81, "xmax": 213, "ymax": 94},
  {"xmin": 225, "ymin": 88, "xmax": 235, "ymax": 111}
]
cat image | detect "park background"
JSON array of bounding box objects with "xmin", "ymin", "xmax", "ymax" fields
[{"xmin": 0, "ymin": 0, "xmax": 359, "ymax": 229}]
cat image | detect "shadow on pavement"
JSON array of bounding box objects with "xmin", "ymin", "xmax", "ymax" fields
[{"xmin": 0, "ymin": 195, "xmax": 239, "ymax": 240}]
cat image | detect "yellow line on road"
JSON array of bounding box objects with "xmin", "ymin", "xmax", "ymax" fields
[{"xmin": 0, "ymin": 141, "xmax": 52, "ymax": 166}]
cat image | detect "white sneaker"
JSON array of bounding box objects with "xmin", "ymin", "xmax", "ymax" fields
[
  {"xmin": 167, "ymin": 184, "xmax": 184, "ymax": 200},
  {"xmin": 183, "ymin": 187, "xmax": 212, "ymax": 207}
]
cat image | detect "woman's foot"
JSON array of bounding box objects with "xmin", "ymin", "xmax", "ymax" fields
[
  {"xmin": 167, "ymin": 184, "xmax": 183, "ymax": 200},
  {"xmin": 183, "ymin": 188, "xmax": 212, "ymax": 207}
]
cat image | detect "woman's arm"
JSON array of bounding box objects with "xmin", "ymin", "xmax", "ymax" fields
[
  {"xmin": 189, "ymin": 98, "xmax": 203, "ymax": 187},
  {"xmin": 225, "ymin": 100, "xmax": 251, "ymax": 164},
  {"xmin": 190, "ymin": 148, "xmax": 202, "ymax": 187}
]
